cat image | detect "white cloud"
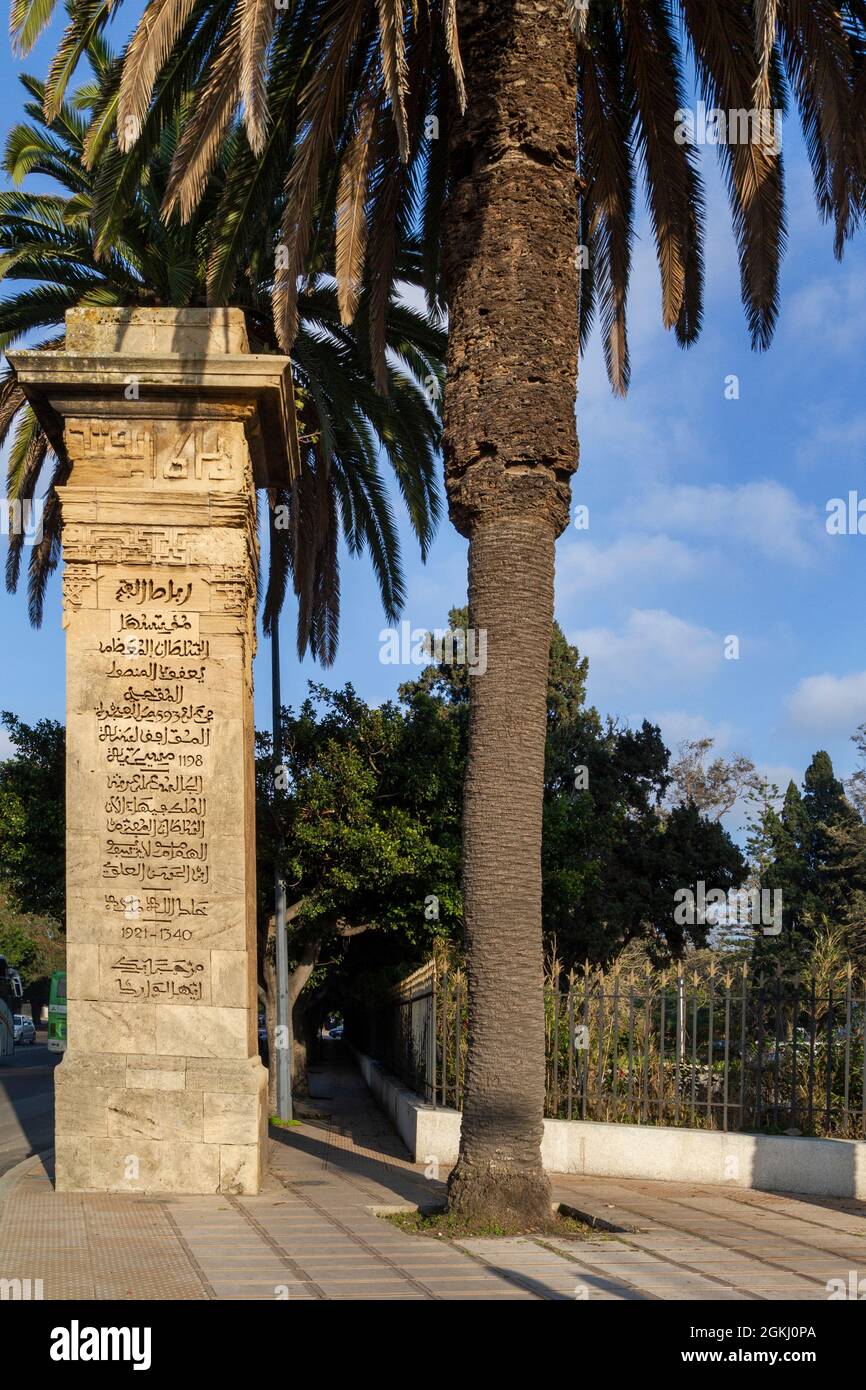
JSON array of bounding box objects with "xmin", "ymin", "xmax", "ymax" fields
[
  {"xmin": 784, "ymin": 272, "xmax": 866, "ymax": 358},
  {"xmin": 787, "ymin": 671, "xmax": 866, "ymax": 733},
  {"xmin": 648, "ymin": 710, "xmax": 740, "ymax": 755},
  {"xmin": 639, "ymin": 481, "xmax": 818, "ymax": 565},
  {"xmin": 795, "ymin": 413, "xmax": 866, "ymax": 475},
  {"xmin": 572, "ymin": 608, "xmax": 722, "ymax": 697},
  {"xmin": 558, "ymin": 533, "xmax": 699, "ymax": 594},
  {"xmin": 556, "ymin": 483, "xmax": 817, "ymax": 619}
]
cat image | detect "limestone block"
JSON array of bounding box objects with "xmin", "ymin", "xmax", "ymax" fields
[
  {"xmin": 203, "ymin": 1091, "xmax": 260, "ymax": 1145},
  {"xmin": 219, "ymin": 1144, "xmax": 262, "ymax": 1196},
  {"xmin": 126, "ymin": 1065, "xmax": 186, "ymax": 1091},
  {"xmin": 98, "ymin": 944, "xmax": 212, "ymax": 1007},
  {"xmin": 211, "ymin": 951, "xmax": 249, "ymax": 1007},
  {"xmin": 54, "ymin": 1136, "xmax": 92, "ymax": 1192},
  {"xmin": 53, "ymin": 1053, "xmax": 126, "ymax": 1088},
  {"xmin": 55, "ymin": 1083, "xmax": 111, "ymax": 1137},
  {"xmin": 90, "ymin": 1139, "xmax": 221, "ymax": 1194},
  {"xmin": 65, "ymin": 306, "xmax": 250, "ymax": 357},
  {"xmin": 66, "ymin": 943, "xmax": 100, "ymax": 1000},
  {"xmin": 70, "ymin": 1001, "xmax": 157, "ymax": 1055},
  {"xmin": 155, "ymin": 1005, "xmax": 248, "ymax": 1059},
  {"xmin": 185, "ymin": 1056, "xmax": 266, "ymax": 1095},
  {"xmin": 125, "ymin": 1054, "xmax": 185, "ymax": 1073},
  {"xmin": 105, "ymin": 1088, "xmax": 204, "ymax": 1143}
]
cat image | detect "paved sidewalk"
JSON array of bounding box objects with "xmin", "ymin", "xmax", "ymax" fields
[{"xmin": 2, "ymin": 1047, "xmax": 865, "ymax": 1300}]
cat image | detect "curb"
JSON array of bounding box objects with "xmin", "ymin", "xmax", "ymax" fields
[
  {"xmin": 0, "ymin": 1147, "xmax": 53, "ymax": 1202},
  {"xmin": 554, "ymin": 1199, "xmax": 637, "ymax": 1234}
]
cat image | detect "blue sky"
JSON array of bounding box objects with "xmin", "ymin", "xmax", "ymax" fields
[{"xmin": 1, "ymin": 13, "xmax": 865, "ymax": 846}]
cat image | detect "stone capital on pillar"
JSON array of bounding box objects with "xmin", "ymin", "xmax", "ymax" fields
[{"xmin": 10, "ymin": 308, "xmax": 299, "ymax": 1194}]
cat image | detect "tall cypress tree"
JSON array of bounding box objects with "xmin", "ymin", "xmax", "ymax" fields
[{"xmin": 754, "ymin": 753, "xmax": 866, "ymax": 978}]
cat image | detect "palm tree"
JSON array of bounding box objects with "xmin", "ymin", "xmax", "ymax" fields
[
  {"xmin": 16, "ymin": 0, "xmax": 866, "ymax": 1224},
  {"xmin": 0, "ymin": 43, "xmax": 445, "ymax": 655}
]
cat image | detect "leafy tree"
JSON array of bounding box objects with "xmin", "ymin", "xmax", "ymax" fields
[
  {"xmin": 405, "ymin": 612, "xmax": 747, "ymax": 968},
  {"xmin": 847, "ymin": 723, "xmax": 866, "ymax": 819},
  {"xmin": 255, "ymin": 683, "xmax": 462, "ymax": 1100},
  {"xmin": 0, "ymin": 887, "xmax": 65, "ymax": 1017},
  {"xmin": 544, "ymin": 719, "xmax": 746, "ymax": 968},
  {"xmin": 753, "ymin": 752, "xmax": 866, "ymax": 978},
  {"xmin": 0, "ymin": 712, "xmax": 65, "ymax": 924},
  {"xmin": 667, "ymin": 738, "xmax": 762, "ymax": 823},
  {"xmin": 0, "ymin": 714, "xmax": 66, "ymax": 1018}
]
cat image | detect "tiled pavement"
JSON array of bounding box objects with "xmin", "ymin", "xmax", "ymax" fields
[{"xmin": 2, "ymin": 1049, "xmax": 866, "ymax": 1300}]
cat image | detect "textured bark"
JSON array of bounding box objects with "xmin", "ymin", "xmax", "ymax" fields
[
  {"xmin": 442, "ymin": 0, "xmax": 578, "ymax": 1223},
  {"xmin": 260, "ymin": 911, "xmax": 320, "ymax": 1106},
  {"xmin": 288, "ymin": 942, "xmax": 321, "ymax": 1094}
]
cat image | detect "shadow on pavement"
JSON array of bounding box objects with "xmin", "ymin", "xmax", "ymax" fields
[{"xmin": 0, "ymin": 1035, "xmax": 59, "ymax": 1176}]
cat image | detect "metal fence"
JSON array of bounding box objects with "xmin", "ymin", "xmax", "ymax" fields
[
  {"xmin": 361, "ymin": 960, "xmax": 440, "ymax": 1102},
  {"xmin": 369, "ymin": 958, "xmax": 866, "ymax": 1139}
]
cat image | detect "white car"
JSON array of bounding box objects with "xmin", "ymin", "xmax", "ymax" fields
[{"xmin": 13, "ymin": 1015, "xmax": 35, "ymax": 1045}]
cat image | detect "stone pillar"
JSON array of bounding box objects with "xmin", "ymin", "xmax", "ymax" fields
[{"xmin": 11, "ymin": 308, "xmax": 298, "ymax": 1194}]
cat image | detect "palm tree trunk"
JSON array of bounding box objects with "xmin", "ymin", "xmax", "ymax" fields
[{"xmin": 442, "ymin": 0, "xmax": 578, "ymax": 1223}]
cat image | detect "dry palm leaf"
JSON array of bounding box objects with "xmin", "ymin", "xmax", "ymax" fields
[
  {"xmin": 118, "ymin": 0, "xmax": 198, "ymax": 151},
  {"xmin": 335, "ymin": 95, "xmax": 377, "ymax": 325}
]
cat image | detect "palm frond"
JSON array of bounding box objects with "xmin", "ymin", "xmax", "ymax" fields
[
  {"xmin": 777, "ymin": 0, "xmax": 858, "ymax": 256},
  {"xmin": 681, "ymin": 0, "xmax": 786, "ymax": 350},
  {"xmin": 43, "ymin": 0, "xmax": 115, "ymax": 121},
  {"xmin": 442, "ymin": 0, "xmax": 466, "ymax": 110},
  {"xmin": 118, "ymin": 0, "xmax": 199, "ymax": 153},
  {"xmin": 754, "ymin": 0, "xmax": 779, "ymax": 111},
  {"xmin": 377, "ymin": 0, "xmax": 410, "ymax": 162},
  {"xmin": 26, "ymin": 475, "xmax": 65, "ymax": 628},
  {"xmin": 163, "ymin": 12, "xmax": 244, "ymax": 222},
  {"xmin": 273, "ymin": 0, "xmax": 371, "ymax": 349},
  {"xmin": 622, "ymin": 0, "xmax": 705, "ymax": 334},
  {"xmin": 10, "ymin": 0, "xmax": 60, "ymax": 57},
  {"xmin": 579, "ymin": 9, "xmax": 633, "ymax": 394},
  {"xmin": 335, "ymin": 94, "xmax": 376, "ymax": 325},
  {"xmin": 239, "ymin": 0, "xmax": 276, "ymax": 155}
]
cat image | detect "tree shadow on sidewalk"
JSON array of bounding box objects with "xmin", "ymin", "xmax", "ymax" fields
[{"xmin": 268, "ymin": 1043, "xmax": 447, "ymax": 1208}]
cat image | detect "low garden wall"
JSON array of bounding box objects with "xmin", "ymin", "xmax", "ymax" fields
[{"xmin": 354, "ymin": 1048, "xmax": 866, "ymax": 1201}]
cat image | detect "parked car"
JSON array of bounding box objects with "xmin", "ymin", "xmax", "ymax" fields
[
  {"xmin": 13, "ymin": 1015, "xmax": 35, "ymax": 1045},
  {"xmin": 328, "ymin": 1023, "xmax": 344, "ymax": 1040}
]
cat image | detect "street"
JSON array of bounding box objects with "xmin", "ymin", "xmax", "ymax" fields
[{"xmin": 0, "ymin": 1034, "xmax": 57, "ymax": 1178}]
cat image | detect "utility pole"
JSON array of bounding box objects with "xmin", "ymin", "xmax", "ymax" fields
[{"xmin": 270, "ymin": 507, "xmax": 292, "ymax": 1122}]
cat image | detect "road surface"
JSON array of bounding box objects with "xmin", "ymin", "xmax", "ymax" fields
[{"xmin": 0, "ymin": 1033, "xmax": 58, "ymax": 1178}]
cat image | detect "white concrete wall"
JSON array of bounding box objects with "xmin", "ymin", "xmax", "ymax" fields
[{"xmin": 354, "ymin": 1050, "xmax": 866, "ymax": 1201}]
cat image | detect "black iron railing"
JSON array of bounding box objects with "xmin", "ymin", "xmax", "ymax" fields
[{"xmin": 369, "ymin": 958, "xmax": 866, "ymax": 1138}]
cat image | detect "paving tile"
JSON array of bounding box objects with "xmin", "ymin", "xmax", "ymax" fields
[{"xmin": 7, "ymin": 1047, "xmax": 866, "ymax": 1302}]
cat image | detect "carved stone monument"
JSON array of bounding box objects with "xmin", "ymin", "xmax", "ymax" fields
[{"xmin": 11, "ymin": 307, "xmax": 298, "ymax": 1193}]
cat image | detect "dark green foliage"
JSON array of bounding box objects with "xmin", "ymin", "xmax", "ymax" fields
[
  {"xmin": 753, "ymin": 751, "xmax": 866, "ymax": 977},
  {"xmin": 0, "ymin": 712, "xmax": 65, "ymax": 924}
]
